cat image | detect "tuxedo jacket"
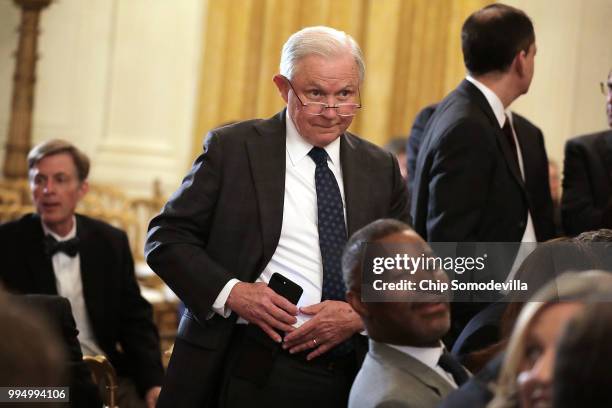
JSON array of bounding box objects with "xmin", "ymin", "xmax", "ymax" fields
[
  {"xmin": 348, "ymin": 341, "xmax": 456, "ymax": 408},
  {"xmin": 0, "ymin": 214, "xmax": 164, "ymax": 395},
  {"xmin": 16, "ymin": 294, "xmax": 101, "ymax": 407},
  {"xmin": 145, "ymin": 110, "xmax": 410, "ymax": 406},
  {"xmin": 411, "ymin": 80, "xmax": 555, "ymax": 243},
  {"xmin": 562, "ymin": 130, "xmax": 612, "ymax": 235}
]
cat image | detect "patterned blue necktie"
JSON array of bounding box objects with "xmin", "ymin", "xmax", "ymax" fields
[
  {"xmin": 309, "ymin": 147, "xmax": 353, "ymax": 357},
  {"xmin": 308, "ymin": 147, "xmax": 348, "ymax": 301}
]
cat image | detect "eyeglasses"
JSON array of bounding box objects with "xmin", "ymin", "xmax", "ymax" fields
[
  {"xmin": 600, "ymin": 80, "xmax": 612, "ymax": 96},
  {"xmin": 283, "ymin": 76, "xmax": 361, "ymax": 117}
]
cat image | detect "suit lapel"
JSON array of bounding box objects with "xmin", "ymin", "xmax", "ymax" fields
[
  {"xmin": 76, "ymin": 215, "xmax": 105, "ymax": 329},
  {"xmin": 249, "ymin": 111, "xmax": 287, "ymax": 267},
  {"xmin": 341, "ymin": 133, "xmax": 369, "ymax": 237},
  {"xmin": 23, "ymin": 214, "xmax": 58, "ymax": 294},
  {"xmin": 460, "ymin": 80, "xmax": 525, "ymax": 191},
  {"xmin": 370, "ymin": 341, "xmax": 456, "ymax": 397}
]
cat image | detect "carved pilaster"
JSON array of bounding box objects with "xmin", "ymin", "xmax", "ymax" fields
[{"xmin": 3, "ymin": 0, "xmax": 52, "ymax": 179}]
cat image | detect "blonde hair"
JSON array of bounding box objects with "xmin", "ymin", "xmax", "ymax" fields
[{"xmin": 488, "ymin": 270, "xmax": 612, "ymax": 408}]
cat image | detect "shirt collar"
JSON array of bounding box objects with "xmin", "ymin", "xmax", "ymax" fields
[
  {"xmin": 41, "ymin": 216, "xmax": 77, "ymax": 241},
  {"xmin": 285, "ymin": 111, "xmax": 341, "ymax": 167},
  {"xmin": 386, "ymin": 341, "xmax": 445, "ymax": 370},
  {"xmin": 466, "ymin": 75, "xmax": 507, "ymax": 128}
]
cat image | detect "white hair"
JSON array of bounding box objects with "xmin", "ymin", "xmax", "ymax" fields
[{"xmin": 279, "ymin": 26, "xmax": 365, "ymax": 82}]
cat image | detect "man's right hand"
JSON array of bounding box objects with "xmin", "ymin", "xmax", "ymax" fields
[{"xmin": 226, "ymin": 282, "xmax": 298, "ymax": 342}]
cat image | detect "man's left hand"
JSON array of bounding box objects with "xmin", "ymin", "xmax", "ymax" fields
[
  {"xmin": 145, "ymin": 386, "xmax": 161, "ymax": 408},
  {"xmin": 282, "ymin": 300, "xmax": 363, "ymax": 360}
]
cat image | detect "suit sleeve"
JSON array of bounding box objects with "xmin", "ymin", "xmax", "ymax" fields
[
  {"xmin": 116, "ymin": 231, "xmax": 164, "ymax": 395},
  {"xmin": 145, "ymin": 131, "xmax": 234, "ymax": 322},
  {"xmin": 533, "ymin": 128, "xmax": 556, "ymax": 241},
  {"xmin": 388, "ymin": 150, "xmax": 412, "ymax": 225},
  {"xmin": 426, "ymin": 120, "xmax": 494, "ymax": 241},
  {"xmin": 562, "ymin": 139, "xmax": 612, "ymax": 235}
]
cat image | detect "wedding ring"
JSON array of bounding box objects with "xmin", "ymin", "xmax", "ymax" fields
[{"xmin": 313, "ymin": 338, "xmax": 318, "ymax": 345}]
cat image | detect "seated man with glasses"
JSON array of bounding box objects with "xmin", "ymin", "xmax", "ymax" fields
[
  {"xmin": 145, "ymin": 26, "xmax": 410, "ymax": 408},
  {"xmin": 562, "ymin": 68, "xmax": 612, "ymax": 235}
]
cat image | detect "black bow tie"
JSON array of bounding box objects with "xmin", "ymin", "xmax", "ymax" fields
[{"xmin": 44, "ymin": 235, "xmax": 80, "ymax": 257}]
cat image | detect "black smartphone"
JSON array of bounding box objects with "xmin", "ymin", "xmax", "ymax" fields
[{"xmin": 268, "ymin": 272, "xmax": 303, "ymax": 305}]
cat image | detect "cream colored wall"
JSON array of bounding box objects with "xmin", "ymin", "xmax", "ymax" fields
[
  {"xmin": 505, "ymin": 0, "xmax": 612, "ymax": 165},
  {"xmin": 0, "ymin": 0, "xmax": 205, "ymax": 196}
]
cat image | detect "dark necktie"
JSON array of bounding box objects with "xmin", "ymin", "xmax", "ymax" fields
[
  {"xmin": 502, "ymin": 115, "xmax": 519, "ymax": 165},
  {"xmin": 438, "ymin": 351, "xmax": 469, "ymax": 386},
  {"xmin": 44, "ymin": 235, "xmax": 80, "ymax": 257},
  {"xmin": 308, "ymin": 147, "xmax": 353, "ymax": 357},
  {"xmin": 308, "ymin": 147, "xmax": 347, "ymax": 302}
]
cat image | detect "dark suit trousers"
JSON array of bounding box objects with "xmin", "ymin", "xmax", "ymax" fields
[{"xmin": 217, "ymin": 326, "xmax": 358, "ymax": 408}]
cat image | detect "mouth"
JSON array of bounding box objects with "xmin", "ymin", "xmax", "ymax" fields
[
  {"xmin": 411, "ymin": 302, "xmax": 448, "ymax": 315},
  {"xmin": 41, "ymin": 202, "xmax": 61, "ymax": 211}
]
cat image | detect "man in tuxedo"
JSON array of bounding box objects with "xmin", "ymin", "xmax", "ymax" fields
[
  {"xmin": 0, "ymin": 140, "xmax": 164, "ymax": 408},
  {"xmin": 146, "ymin": 26, "xmax": 410, "ymax": 408},
  {"xmin": 344, "ymin": 219, "xmax": 468, "ymax": 408},
  {"xmin": 410, "ymin": 4, "xmax": 555, "ymax": 342},
  {"xmin": 562, "ymin": 69, "xmax": 612, "ymax": 236}
]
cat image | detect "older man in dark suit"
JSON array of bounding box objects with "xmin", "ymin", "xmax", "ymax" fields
[
  {"xmin": 562, "ymin": 69, "xmax": 612, "ymax": 236},
  {"xmin": 0, "ymin": 140, "xmax": 164, "ymax": 408},
  {"xmin": 146, "ymin": 26, "xmax": 410, "ymax": 408}
]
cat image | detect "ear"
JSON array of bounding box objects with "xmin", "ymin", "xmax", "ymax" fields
[
  {"xmin": 346, "ymin": 290, "xmax": 370, "ymax": 318},
  {"xmin": 77, "ymin": 180, "xmax": 89, "ymax": 201},
  {"xmin": 273, "ymin": 74, "xmax": 289, "ymax": 103},
  {"xmin": 514, "ymin": 49, "xmax": 528, "ymax": 78}
]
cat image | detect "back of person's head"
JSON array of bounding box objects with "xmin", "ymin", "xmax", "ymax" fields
[
  {"xmin": 461, "ymin": 3, "xmax": 534, "ymax": 76},
  {"xmin": 342, "ymin": 218, "xmax": 412, "ymax": 292},
  {"xmin": 279, "ymin": 26, "xmax": 365, "ymax": 82},
  {"xmin": 553, "ymin": 302, "xmax": 612, "ymax": 408},
  {"xmin": 0, "ymin": 290, "xmax": 65, "ymax": 387},
  {"xmin": 489, "ymin": 271, "xmax": 612, "ymax": 408},
  {"xmin": 28, "ymin": 139, "xmax": 90, "ymax": 182}
]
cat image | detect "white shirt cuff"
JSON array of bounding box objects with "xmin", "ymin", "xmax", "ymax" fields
[{"xmin": 210, "ymin": 278, "xmax": 240, "ymax": 318}]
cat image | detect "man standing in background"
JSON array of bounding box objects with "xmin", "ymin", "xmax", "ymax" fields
[{"xmin": 562, "ymin": 69, "xmax": 612, "ymax": 236}]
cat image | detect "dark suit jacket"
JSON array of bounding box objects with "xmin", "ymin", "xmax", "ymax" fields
[
  {"xmin": 562, "ymin": 130, "xmax": 612, "ymax": 236},
  {"xmin": 15, "ymin": 294, "xmax": 102, "ymax": 408},
  {"xmin": 407, "ymin": 103, "xmax": 438, "ymax": 197},
  {"xmin": 411, "ymin": 80, "xmax": 554, "ymax": 243},
  {"xmin": 0, "ymin": 214, "xmax": 164, "ymax": 396},
  {"xmin": 145, "ymin": 110, "xmax": 410, "ymax": 406}
]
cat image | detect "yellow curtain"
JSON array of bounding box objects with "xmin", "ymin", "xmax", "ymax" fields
[{"xmin": 192, "ymin": 0, "xmax": 489, "ymax": 157}]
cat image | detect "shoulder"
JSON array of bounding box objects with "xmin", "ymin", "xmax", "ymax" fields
[
  {"xmin": 76, "ymin": 214, "xmax": 127, "ymax": 241},
  {"xmin": 203, "ymin": 112, "xmax": 284, "ymax": 147},
  {"xmin": 0, "ymin": 213, "xmax": 38, "ymax": 238},
  {"xmin": 566, "ymin": 130, "xmax": 611, "ymax": 149},
  {"xmin": 512, "ymin": 112, "xmax": 542, "ymax": 134},
  {"xmin": 344, "ymin": 132, "xmax": 393, "ymax": 161}
]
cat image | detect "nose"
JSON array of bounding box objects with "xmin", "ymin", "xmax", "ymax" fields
[
  {"xmin": 530, "ymin": 349, "xmax": 553, "ymax": 384},
  {"xmin": 42, "ymin": 179, "xmax": 56, "ymax": 194}
]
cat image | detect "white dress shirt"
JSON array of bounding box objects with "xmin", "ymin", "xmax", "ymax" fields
[
  {"xmin": 465, "ymin": 75, "xmax": 537, "ymax": 244},
  {"xmin": 43, "ymin": 218, "xmax": 104, "ymax": 356},
  {"xmin": 212, "ymin": 112, "xmax": 345, "ymax": 327},
  {"xmin": 387, "ymin": 342, "xmax": 458, "ymax": 388}
]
